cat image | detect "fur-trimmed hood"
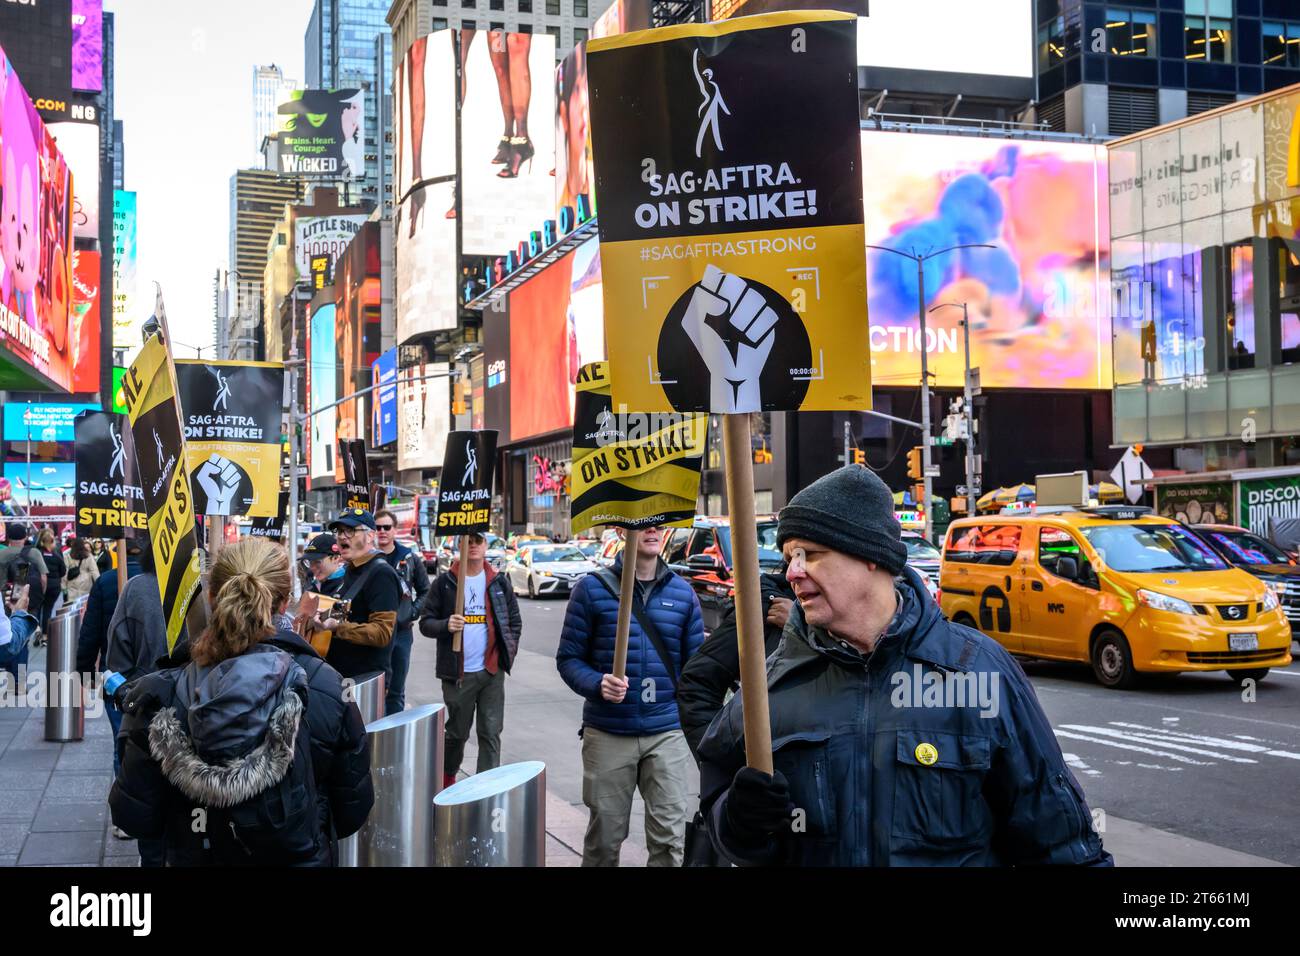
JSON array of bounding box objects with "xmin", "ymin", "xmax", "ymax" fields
[{"xmin": 147, "ymin": 645, "xmax": 308, "ymax": 807}]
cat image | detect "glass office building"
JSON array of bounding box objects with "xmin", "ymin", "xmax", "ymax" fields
[{"xmin": 1109, "ymin": 83, "xmax": 1300, "ymax": 471}]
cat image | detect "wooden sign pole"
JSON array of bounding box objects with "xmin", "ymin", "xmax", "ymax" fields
[
  {"xmin": 115, "ymin": 538, "xmax": 128, "ymax": 597},
  {"xmin": 722, "ymin": 414, "xmax": 773, "ymax": 774},
  {"xmin": 453, "ymin": 535, "xmax": 468, "ymax": 652},
  {"xmin": 612, "ymin": 528, "xmax": 640, "ymax": 680}
]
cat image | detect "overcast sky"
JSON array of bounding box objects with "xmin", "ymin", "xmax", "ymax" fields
[{"xmin": 105, "ymin": 0, "xmax": 314, "ymax": 356}]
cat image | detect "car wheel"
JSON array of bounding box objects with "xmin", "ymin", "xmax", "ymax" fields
[
  {"xmin": 1226, "ymin": 668, "xmax": 1269, "ymax": 685},
  {"xmin": 528, "ymin": 577, "xmax": 537, "ymax": 599},
  {"xmin": 1091, "ymin": 629, "xmax": 1140, "ymax": 689},
  {"xmin": 952, "ymin": 612, "xmax": 979, "ymax": 632}
]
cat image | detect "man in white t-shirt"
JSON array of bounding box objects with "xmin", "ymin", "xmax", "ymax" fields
[{"xmin": 418, "ymin": 532, "xmax": 524, "ymax": 789}]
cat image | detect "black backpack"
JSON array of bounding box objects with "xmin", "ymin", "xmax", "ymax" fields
[
  {"xmin": 163, "ymin": 677, "xmax": 323, "ymax": 866},
  {"xmin": 4, "ymin": 545, "xmax": 38, "ymax": 585}
]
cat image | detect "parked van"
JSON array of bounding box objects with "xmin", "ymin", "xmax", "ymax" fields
[{"xmin": 938, "ymin": 505, "xmax": 1292, "ymax": 688}]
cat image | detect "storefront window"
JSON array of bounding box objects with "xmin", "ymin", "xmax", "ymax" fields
[
  {"xmin": 1280, "ymin": 240, "xmax": 1300, "ymax": 364},
  {"xmin": 1106, "ymin": 8, "xmax": 1156, "ymax": 57},
  {"xmin": 1184, "ymin": 0, "xmax": 1233, "ymax": 63},
  {"xmin": 1262, "ymin": 21, "xmax": 1300, "ymax": 68},
  {"xmin": 1227, "ymin": 239, "xmax": 1255, "ymax": 369}
]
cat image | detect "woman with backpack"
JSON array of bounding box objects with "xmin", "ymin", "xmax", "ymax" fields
[
  {"xmin": 36, "ymin": 528, "xmax": 66, "ymax": 633},
  {"xmin": 109, "ymin": 537, "xmax": 375, "ymax": 866},
  {"xmin": 63, "ymin": 538, "xmax": 100, "ymax": 602}
]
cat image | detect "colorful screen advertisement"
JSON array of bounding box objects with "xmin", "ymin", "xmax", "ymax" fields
[
  {"xmin": 3, "ymin": 402, "xmax": 100, "ymax": 441},
  {"xmin": 372, "ymin": 347, "xmax": 397, "ymax": 447},
  {"xmin": 459, "ymin": 29, "xmax": 556, "ymax": 256},
  {"xmin": 112, "ymin": 189, "xmax": 139, "ymax": 349},
  {"xmin": 4, "ymin": 461, "xmax": 76, "ymax": 508},
  {"xmin": 71, "ymin": 0, "xmax": 103, "ymax": 93},
  {"xmin": 277, "ymin": 89, "xmax": 365, "ymax": 179},
  {"xmin": 394, "ymin": 29, "xmax": 456, "ymax": 202},
  {"xmin": 396, "ymin": 354, "xmax": 451, "ymax": 472},
  {"xmin": 555, "ymin": 42, "xmax": 594, "ymax": 221},
  {"xmin": 48, "ymin": 121, "xmax": 98, "ymax": 240},
  {"xmin": 294, "ymin": 214, "xmax": 367, "ymax": 279},
  {"xmin": 0, "ymin": 44, "xmax": 76, "ymax": 392},
  {"xmin": 71, "ymin": 248, "xmax": 100, "ymax": 393},
  {"xmin": 308, "ymin": 299, "xmax": 338, "ymax": 486},
  {"xmin": 396, "ymin": 181, "xmax": 457, "ymax": 340},
  {"xmin": 861, "ymin": 130, "xmax": 1111, "ymax": 391},
  {"xmin": 335, "ymin": 220, "xmax": 381, "ymax": 462},
  {"xmin": 503, "ymin": 237, "xmax": 605, "ymax": 443}
]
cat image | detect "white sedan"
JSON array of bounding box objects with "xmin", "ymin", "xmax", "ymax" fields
[{"xmin": 507, "ymin": 545, "xmax": 600, "ymax": 599}]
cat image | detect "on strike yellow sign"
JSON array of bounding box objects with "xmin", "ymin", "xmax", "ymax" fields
[{"xmin": 587, "ymin": 11, "xmax": 869, "ymax": 414}]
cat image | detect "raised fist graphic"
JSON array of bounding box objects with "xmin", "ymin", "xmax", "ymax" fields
[
  {"xmin": 680, "ymin": 265, "xmax": 778, "ymax": 413},
  {"xmin": 196, "ymin": 453, "xmax": 241, "ymax": 514}
]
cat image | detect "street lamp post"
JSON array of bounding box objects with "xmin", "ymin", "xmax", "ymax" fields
[
  {"xmin": 865, "ymin": 242, "xmax": 995, "ymax": 544},
  {"xmin": 930, "ymin": 301, "xmax": 978, "ymax": 518}
]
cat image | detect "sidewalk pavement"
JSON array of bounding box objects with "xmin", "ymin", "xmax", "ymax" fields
[{"xmin": 0, "ymin": 641, "xmax": 1287, "ymax": 867}]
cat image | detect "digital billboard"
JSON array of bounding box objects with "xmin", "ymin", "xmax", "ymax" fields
[
  {"xmin": 861, "ymin": 130, "xmax": 1111, "ymax": 391},
  {"xmin": 394, "ymin": 29, "xmax": 456, "ymax": 202},
  {"xmin": 396, "ymin": 354, "xmax": 451, "ymax": 472},
  {"xmin": 4, "ymin": 461, "xmax": 76, "ymax": 508},
  {"xmin": 460, "ymin": 29, "xmax": 556, "ymax": 256},
  {"xmin": 505, "ymin": 237, "xmax": 605, "ymax": 443},
  {"xmin": 308, "ymin": 298, "xmax": 338, "ymax": 486},
  {"xmin": 0, "ymin": 43, "xmax": 76, "ymax": 392},
  {"xmin": 395, "ymin": 181, "xmax": 457, "ymax": 340},
  {"xmin": 71, "ymin": 0, "xmax": 102, "ymax": 93},
  {"xmin": 295, "ymin": 214, "xmax": 367, "ymax": 280},
  {"xmin": 277, "ymin": 88, "xmax": 365, "ymax": 179},
  {"xmin": 0, "ymin": 1, "xmax": 74, "ymax": 117},
  {"xmin": 112, "ymin": 190, "xmax": 139, "ymax": 349},
  {"xmin": 372, "ymin": 347, "xmax": 397, "ymax": 447},
  {"xmin": 3, "ymin": 402, "xmax": 100, "ymax": 442},
  {"xmin": 335, "ymin": 220, "xmax": 381, "ymax": 465},
  {"xmin": 49, "ymin": 120, "xmax": 98, "ymax": 240},
  {"xmin": 71, "ymin": 248, "xmax": 100, "ymax": 393},
  {"xmin": 555, "ymin": 42, "xmax": 594, "ymax": 221}
]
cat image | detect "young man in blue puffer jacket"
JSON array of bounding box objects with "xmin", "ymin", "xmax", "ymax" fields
[{"xmin": 557, "ymin": 525, "xmax": 703, "ymax": 867}]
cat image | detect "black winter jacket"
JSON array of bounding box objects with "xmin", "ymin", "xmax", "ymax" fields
[
  {"xmin": 677, "ymin": 571, "xmax": 794, "ymax": 760},
  {"xmin": 109, "ymin": 633, "xmax": 374, "ymax": 866},
  {"xmin": 699, "ymin": 567, "xmax": 1113, "ymax": 867},
  {"xmin": 418, "ymin": 566, "xmax": 522, "ymax": 682},
  {"xmin": 76, "ymin": 558, "xmax": 142, "ymax": 675}
]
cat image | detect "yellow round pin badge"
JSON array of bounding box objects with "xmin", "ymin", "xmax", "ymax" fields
[{"xmin": 914, "ymin": 742, "xmax": 939, "ymax": 766}]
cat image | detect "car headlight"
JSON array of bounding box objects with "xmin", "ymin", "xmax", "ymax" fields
[
  {"xmin": 538, "ymin": 570, "xmax": 552, "ymax": 577},
  {"xmin": 1137, "ymin": 589, "xmax": 1197, "ymax": 615},
  {"xmin": 1262, "ymin": 588, "xmax": 1280, "ymax": 613}
]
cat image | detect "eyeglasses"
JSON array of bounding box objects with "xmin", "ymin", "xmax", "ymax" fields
[
  {"xmin": 335, "ymin": 528, "xmax": 361, "ymax": 540},
  {"xmin": 376, "ymin": 524, "xmax": 394, "ymax": 531}
]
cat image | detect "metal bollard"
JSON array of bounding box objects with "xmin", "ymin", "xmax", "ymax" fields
[
  {"xmin": 44, "ymin": 612, "xmax": 85, "ymax": 742},
  {"xmin": 335, "ymin": 671, "xmax": 386, "ymax": 867},
  {"xmin": 350, "ymin": 703, "xmax": 445, "ymax": 867},
  {"xmin": 346, "ymin": 671, "xmax": 386, "ymax": 725},
  {"xmin": 433, "ymin": 761, "xmax": 546, "ymax": 867}
]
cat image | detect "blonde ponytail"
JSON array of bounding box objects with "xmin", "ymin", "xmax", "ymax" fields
[{"xmin": 191, "ymin": 538, "xmax": 293, "ymax": 667}]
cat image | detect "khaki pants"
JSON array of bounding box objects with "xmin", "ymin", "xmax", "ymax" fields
[
  {"xmin": 442, "ymin": 669, "xmax": 506, "ymax": 775},
  {"xmin": 580, "ymin": 726, "xmax": 692, "ymax": 868}
]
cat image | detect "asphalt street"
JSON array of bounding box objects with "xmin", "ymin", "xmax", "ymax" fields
[{"xmin": 408, "ymin": 590, "xmax": 1300, "ymax": 866}]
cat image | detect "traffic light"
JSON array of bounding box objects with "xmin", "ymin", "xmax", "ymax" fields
[
  {"xmin": 852, "ymin": 448, "xmax": 865, "ymax": 466},
  {"xmin": 906, "ymin": 445, "xmax": 924, "ymax": 481}
]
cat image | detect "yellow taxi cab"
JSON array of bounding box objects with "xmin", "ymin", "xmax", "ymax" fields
[{"xmin": 938, "ymin": 505, "xmax": 1292, "ymax": 688}]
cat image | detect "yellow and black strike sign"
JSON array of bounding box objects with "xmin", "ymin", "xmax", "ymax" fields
[
  {"xmin": 120, "ymin": 335, "xmax": 202, "ymax": 652},
  {"xmin": 175, "ymin": 359, "xmax": 286, "ymax": 518},
  {"xmin": 587, "ymin": 12, "xmax": 868, "ymax": 414},
  {"xmin": 435, "ymin": 430, "xmax": 498, "ymax": 534},
  {"xmin": 570, "ymin": 362, "xmax": 706, "ymax": 534},
  {"xmin": 74, "ymin": 411, "xmax": 147, "ymax": 538}
]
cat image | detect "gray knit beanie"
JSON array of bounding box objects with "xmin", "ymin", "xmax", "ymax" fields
[{"xmin": 777, "ymin": 465, "xmax": 908, "ymax": 575}]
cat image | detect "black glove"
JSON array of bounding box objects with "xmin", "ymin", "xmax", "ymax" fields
[{"xmin": 724, "ymin": 767, "xmax": 794, "ymax": 845}]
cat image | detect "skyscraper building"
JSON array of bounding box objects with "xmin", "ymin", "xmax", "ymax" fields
[
  {"xmin": 226, "ymin": 170, "xmax": 306, "ymax": 360},
  {"xmin": 253, "ymin": 64, "xmax": 300, "ymax": 167},
  {"xmin": 304, "ymin": 0, "xmax": 391, "ymax": 207}
]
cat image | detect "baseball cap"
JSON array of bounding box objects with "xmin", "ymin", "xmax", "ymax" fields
[
  {"xmin": 303, "ymin": 533, "xmax": 340, "ymax": 559},
  {"xmin": 5, "ymin": 522, "xmax": 29, "ymax": 542},
  {"xmin": 328, "ymin": 509, "xmax": 377, "ymax": 532}
]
